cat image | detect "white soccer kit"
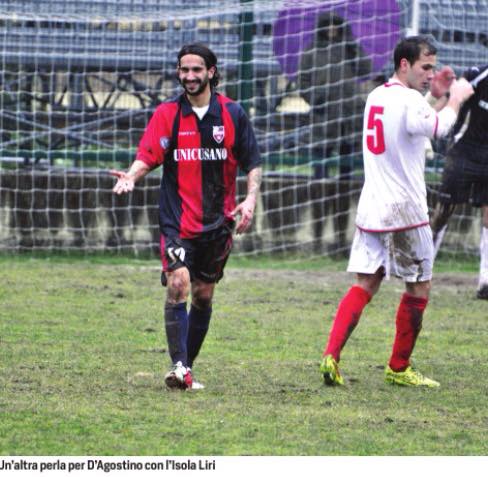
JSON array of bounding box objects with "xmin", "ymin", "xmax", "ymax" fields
[
  {"xmin": 356, "ymin": 79, "xmax": 457, "ymax": 232},
  {"xmin": 348, "ymin": 79, "xmax": 457, "ymax": 280}
]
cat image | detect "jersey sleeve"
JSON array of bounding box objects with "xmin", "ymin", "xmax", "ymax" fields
[
  {"xmin": 405, "ymin": 93, "xmax": 439, "ymax": 138},
  {"xmin": 135, "ymin": 106, "xmax": 170, "ymax": 168},
  {"xmin": 234, "ymin": 106, "xmax": 262, "ymax": 173},
  {"xmin": 405, "ymin": 92, "xmax": 456, "ymax": 139},
  {"xmin": 463, "ymin": 64, "xmax": 488, "ymax": 87}
]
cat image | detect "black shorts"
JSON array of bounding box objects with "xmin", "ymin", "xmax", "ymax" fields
[
  {"xmin": 160, "ymin": 225, "xmax": 233, "ymax": 285},
  {"xmin": 439, "ymin": 141, "xmax": 488, "ymax": 206}
]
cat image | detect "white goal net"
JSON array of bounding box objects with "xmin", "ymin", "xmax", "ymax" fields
[{"xmin": 0, "ymin": 0, "xmax": 487, "ymax": 259}]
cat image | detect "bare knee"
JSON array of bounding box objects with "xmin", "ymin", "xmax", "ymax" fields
[
  {"xmin": 405, "ymin": 280, "xmax": 431, "ymax": 299},
  {"xmin": 355, "ymin": 268, "xmax": 384, "ymax": 297},
  {"xmin": 192, "ymin": 295, "xmax": 213, "ymax": 309},
  {"xmin": 166, "ymin": 268, "xmax": 191, "ymax": 303},
  {"xmin": 192, "ymin": 280, "xmax": 215, "ymax": 309}
]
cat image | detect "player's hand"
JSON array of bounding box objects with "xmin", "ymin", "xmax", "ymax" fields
[
  {"xmin": 109, "ymin": 169, "xmax": 135, "ymax": 195},
  {"xmin": 449, "ymin": 77, "xmax": 474, "ymax": 104},
  {"xmin": 231, "ymin": 196, "xmax": 256, "ymax": 234},
  {"xmin": 430, "ymin": 66, "xmax": 456, "ymax": 98}
]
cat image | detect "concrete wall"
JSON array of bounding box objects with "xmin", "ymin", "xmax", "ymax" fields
[{"xmin": 0, "ymin": 169, "xmax": 481, "ymax": 256}]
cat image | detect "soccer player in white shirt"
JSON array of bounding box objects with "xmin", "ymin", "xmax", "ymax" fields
[{"xmin": 319, "ymin": 36, "xmax": 474, "ymax": 387}]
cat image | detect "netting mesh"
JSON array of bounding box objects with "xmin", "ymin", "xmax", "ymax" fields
[{"xmin": 0, "ymin": 0, "xmax": 487, "ymax": 257}]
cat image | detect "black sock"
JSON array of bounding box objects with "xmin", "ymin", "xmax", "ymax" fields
[
  {"xmin": 187, "ymin": 304, "xmax": 212, "ymax": 368},
  {"xmin": 164, "ymin": 302, "xmax": 188, "ymax": 366}
]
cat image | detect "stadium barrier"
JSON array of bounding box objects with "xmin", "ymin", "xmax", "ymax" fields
[
  {"xmin": 0, "ymin": 166, "xmax": 360, "ymax": 254},
  {"xmin": 0, "ymin": 166, "xmax": 480, "ymax": 256}
]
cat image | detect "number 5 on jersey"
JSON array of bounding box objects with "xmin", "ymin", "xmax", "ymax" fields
[{"xmin": 366, "ymin": 105, "xmax": 385, "ymax": 154}]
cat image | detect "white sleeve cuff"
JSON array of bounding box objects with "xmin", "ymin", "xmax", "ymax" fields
[{"xmin": 435, "ymin": 106, "xmax": 457, "ymax": 139}]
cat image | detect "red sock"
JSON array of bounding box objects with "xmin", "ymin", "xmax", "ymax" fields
[
  {"xmin": 389, "ymin": 293, "xmax": 428, "ymax": 372},
  {"xmin": 324, "ymin": 285, "xmax": 371, "ymax": 361}
]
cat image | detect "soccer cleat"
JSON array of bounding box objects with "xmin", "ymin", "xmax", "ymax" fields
[
  {"xmin": 320, "ymin": 354, "xmax": 344, "ymax": 386},
  {"xmin": 186, "ymin": 368, "xmax": 205, "ymax": 391},
  {"xmin": 189, "ymin": 380, "xmax": 205, "ymax": 391},
  {"xmin": 476, "ymin": 284, "xmax": 488, "ymax": 300},
  {"xmin": 164, "ymin": 361, "xmax": 193, "ymax": 390},
  {"xmin": 385, "ymin": 365, "xmax": 440, "ymax": 387}
]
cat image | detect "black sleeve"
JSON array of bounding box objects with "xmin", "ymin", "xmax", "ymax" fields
[
  {"xmin": 230, "ymin": 103, "xmax": 262, "ymax": 173},
  {"xmin": 463, "ymin": 64, "xmax": 488, "ymax": 85}
]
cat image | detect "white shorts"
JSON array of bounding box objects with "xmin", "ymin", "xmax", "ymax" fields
[{"xmin": 347, "ymin": 226, "xmax": 434, "ymax": 282}]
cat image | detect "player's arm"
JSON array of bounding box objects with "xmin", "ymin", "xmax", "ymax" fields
[
  {"xmin": 444, "ymin": 78, "xmax": 474, "ymax": 114},
  {"xmin": 432, "ymin": 77, "xmax": 474, "ymax": 137},
  {"xmin": 229, "ymin": 102, "xmax": 263, "ymax": 234},
  {"xmin": 110, "ymin": 160, "xmax": 152, "ymax": 195},
  {"xmin": 463, "ymin": 64, "xmax": 488, "ymax": 87},
  {"xmin": 232, "ymin": 166, "xmax": 262, "ymax": 234},
  {"xmin": 408, "ymin": 78, "xmax": 474, "ymax": 139},
  {"xmin": 110, "ymin": 106, "xmax": 167, "ymax": 195}
]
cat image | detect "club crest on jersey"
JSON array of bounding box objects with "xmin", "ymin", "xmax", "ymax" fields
[
  {"xmin": 160, "ymin": 136, "xmax": 170, "ymax": 149},
  {"xmin": 213, "ymin": 126, "xmax": 225, "ymax": 144}
]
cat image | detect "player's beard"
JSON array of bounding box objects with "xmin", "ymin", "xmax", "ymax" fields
[{"xmin": 181, "ymin": 75, "xmax": 210, "ymax": 96}]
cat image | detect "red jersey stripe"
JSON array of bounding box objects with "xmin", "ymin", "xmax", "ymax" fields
[
  {"xmin": 384, "ymin": 82, "xmax": 405, "ymax": 88},
  {"xmin": 136, "ymin": 102, "xmax": 179, "ymax": 168},
  {"xmin": 433, "ymin": 114, "xmax": 439, "ymax": 139},
  {"xmin": 159, "ymin": 234, "xmax": 167, "ymax": 269},
  {"xmin": 177, "ymin": 111, "xmax": 204, "ymax": 237}
]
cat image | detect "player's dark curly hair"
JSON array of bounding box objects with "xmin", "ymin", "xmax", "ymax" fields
[
  {"xmin": 177, "ymin": 43, "xmax": 220, "ymax": 89},
  {"xmin": 394, "ymin": 35, "xmax": 437, "ymax": 70}
]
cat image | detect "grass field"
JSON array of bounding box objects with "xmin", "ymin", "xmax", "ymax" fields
[{"xmin": 1, "ymin": 255, "xmax": 487, "ymax": 456}]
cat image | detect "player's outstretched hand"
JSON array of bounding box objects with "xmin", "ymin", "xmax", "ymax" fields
[
  {"xmin": 231, "ymin": 196, "xmax": 256, "ymax": 234},
  {"xmin": 110, "ymin": 169, "xmax": 135, "ymax": 195},
  {"xmin": 430, "ymin": 66, "xmax": 456, "ymax": 98},
  {"xmin": 449, "ymin": 77, "xmax": 474, "ymax": 104}
]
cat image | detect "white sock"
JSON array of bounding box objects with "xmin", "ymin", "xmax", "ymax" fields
[{"xmin": 479, "ymin": 226, "xmax": 488, "ymax": 288}]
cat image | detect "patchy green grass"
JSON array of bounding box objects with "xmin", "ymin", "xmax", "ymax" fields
[{"xmin": 0, "ymin": 257, "xmax": 487, "ymax": 455}]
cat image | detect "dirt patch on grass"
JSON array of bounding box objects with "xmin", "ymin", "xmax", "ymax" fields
[
  {"xmin": 434, "ymin": 273, "xmax": 477, "ymax": 288},
  {"xmin": 224, "ymin": 268, "xmax": 477, "ymax": 290}
]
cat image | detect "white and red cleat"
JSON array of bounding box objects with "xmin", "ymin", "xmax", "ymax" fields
[{"xmin": 164, "ymin": 361, "xmax": 193, "ymax": 390}]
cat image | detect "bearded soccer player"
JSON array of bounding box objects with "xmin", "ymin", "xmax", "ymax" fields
[
  {"xmin": 111, "ymin": 44, "xmax": 262, "ymax": 390},
  {"xmin": 430, "ymin": 64, "xmax": 488, "ymax": 300},
  {"xmin": 319, "ymin": 36, "xmax": 473, "ymax": 387}
]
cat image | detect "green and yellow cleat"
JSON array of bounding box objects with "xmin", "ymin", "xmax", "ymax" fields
[
  {"xmin": 385, "ymin": 365, "xmax": 440, "ymax": 388},
  {"xmin": 320, "ymin": 354, "xmax": 344, "ymax": 386}
]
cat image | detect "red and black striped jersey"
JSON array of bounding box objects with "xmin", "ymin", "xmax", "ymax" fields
[{"xmin": 136, "ymin": 92, "xmax": 261, "ymax": 239}]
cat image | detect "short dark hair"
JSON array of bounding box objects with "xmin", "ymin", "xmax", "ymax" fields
[
  {"xmin": 177, "ymin": 43, "xmax": 220, "ymax": 89},
  {"xmin": 393, "ymin": 35, "xmax": 437, "ymax": 70}
]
